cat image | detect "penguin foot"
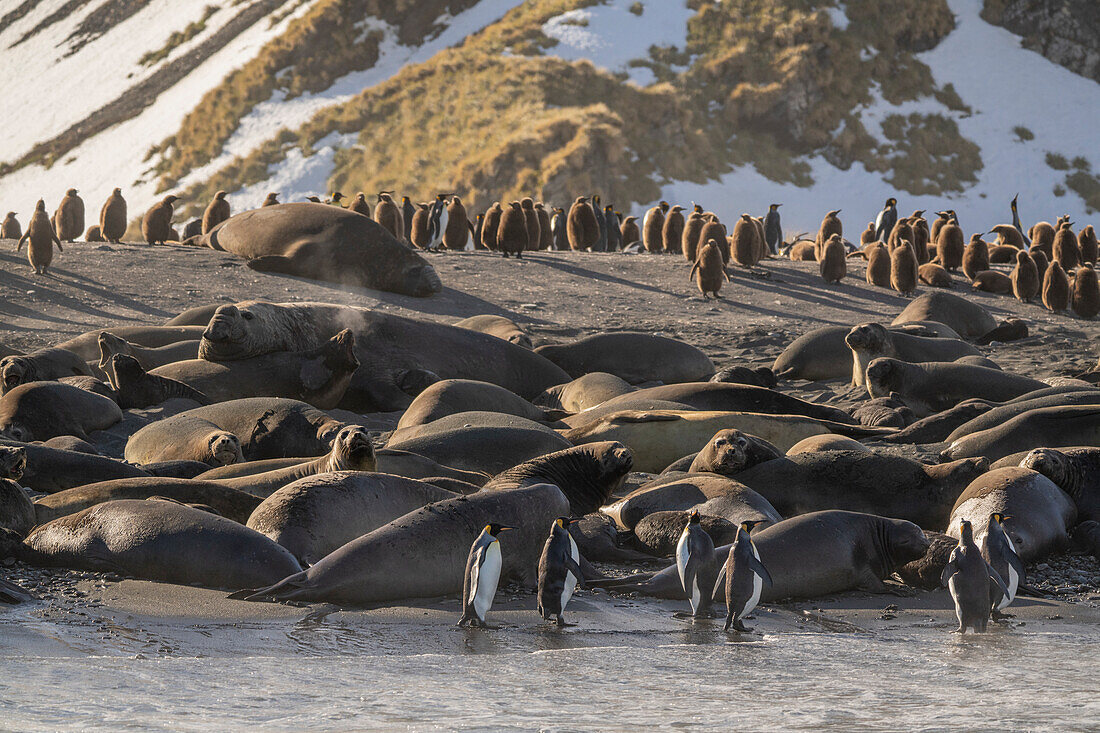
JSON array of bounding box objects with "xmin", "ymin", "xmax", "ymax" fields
[
  {"xmin": 991, "ymin": 611, "xmax": 1015, "ymax": 623},
  {"xmin": 692, "ymin": 611, "xmax": 718, "ymax": 620},
  {"xmin": 672, "ymin": 611, "xmax": 695, "ymax": 619},
  {"xmin": 731, "ymin": 620, "xmax": 752, "ymax": 633},
  {"xmin": 554, "ymin": 616, "xmax": 576, "ymax": 628}
]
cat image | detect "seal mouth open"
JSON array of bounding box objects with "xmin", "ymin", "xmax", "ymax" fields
[
  {"xmin": 0, "ymin": 448, "xmax": 25, "ymax": 480},
  {"xmin": 2, "ymin": 372, "xmax": 21, "ymax": 391}
]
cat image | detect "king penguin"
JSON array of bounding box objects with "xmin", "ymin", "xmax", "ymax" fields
[
  {"xmin": 675, "ymin": 509, "xmax": 718, "ymax": 619},
  {"xmin": 1010, "ymin": 194, "xmax": 1026, "ymax": 241},
  {"xmin": 764, "ymin": 203, "xmax": 782, "ymax": 254},
  {"xmin": 941, "ymin": 519, "xmax": 1008, "ymax": 633},
  {"xmin": 458, "ymin": 523, "xmax": 513, "ymax": 628},
  {"xmin": 427, "ymin": 193, "xmax": 449, "ymax": 248},
  {"xmin": 713, "ymin": 520, "xmax": 772, "ymax": 632},
  {"xmin": 981, "ymin": 513, "xmax": 1025, "ymax": 622},
  {"xmin": 401, "ymin": 196, "xmax": 416, "ymax": 243},
  {"xmin": 537, "ymin": 517, "xmax": 586, "ymax": 627},
  {"xmin": 592, "ymin": 195, "xmax": 608, "ymax": 252},
  {"xmin": 874, "ymin": 197, "xmax": 898, "ymax": 243}
]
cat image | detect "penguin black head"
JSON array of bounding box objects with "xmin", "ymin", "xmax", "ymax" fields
[
  {"xmin": 989, "ymin": 513, "xmax": 1012, "ymax": 525},
  {"xmin": 332, "ymin": 192, "xmax": 345, "ymax": 201},
  {"xmin": 958, "ymin": 519, "xmax": 973, "ymax": 542},
  {"xmin": 553, "ymin": 517, "xmax": 577, "ymax": 529},
  {"xmin": 659, "ymin": 200, "xmax": 669, "ymax": 212},
  {"xmin": 593, "ymin": 195, "xmax": 601, "ymax": 206},
  {"xmin": 687, "ymin": 509, "xmax": 701, "ymax": 525},
  {"xmin": 486, "ymin": 523, "xmax": 514, "ymax": 536},
  {"xmin": 886, "ymin": 197, "xmax": 897, "ymax": 207},
  {"xmin": 1011, "ymin": 193, "xmax": 1019, "ymax": 209},
  {"xmin": 693, "ymin": 203, "xmax": 703, "ymax": 214},
  {"xmin": 769, "ymin": 203, "xmax": 781, "ymax": 210},
  {"xmin": 739, "ymin": 520, "xmax": 765, "ymax": 535}
]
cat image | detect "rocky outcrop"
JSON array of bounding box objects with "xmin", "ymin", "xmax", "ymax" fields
[{"xmin": 984, "ymin": 0, "xmax": 1100, "ymax": 84}]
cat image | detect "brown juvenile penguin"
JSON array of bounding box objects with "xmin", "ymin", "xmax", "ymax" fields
[
  {"xmin": 443, "ymin": 195, "xmax": 469, "ymax": 250},
  {"xmin": 1042, "ymin": 261, "xmax": 1070, "ymax": 312},
  {"xmin": 1078, "ymin": 224, "xmax": 1097, "ymax": 264},
  {"xmin": 536, "ymin": 203, "xmax": 553, "ymax": 250},
  {"xmin": 374, "ymin": 192, "xmax": 404, "ymax": 241},
  {"xmin": 988, "ymin": 243, "xmax": 1019, "ymax": 263},
  {"xmin": 971, "ymin": 270, "xmax": 1012, "ymax": 294},
  {"xmin": 1053, "ymin": 221, "xmax": 1080, "ymax": 270},
  {"xmin": 690, "ymin": 239, "xmax": 730, "ymax": 299},
  {"xmin": 142, "ymin": 195, "xmax": 178, "ymax": 245},
  {"xmin": 697, "ymin": 215, "xmax": 728, "ymax": 263},
  {"xmin": 643, "ymin": 201, "xmax": 667, "ymax": 253},
  {"xmin": 887, "ymin": 218, "xmax": 913, "ymax": 253},
  {"xmin": 1028, "ymin": 220, "xmax": 1055, "ymax": 258},
  {"xmin": 662, "ymin": 205, "xmax": 685, "ymax": 255},
  {"xmin": 261, "ymin": 192, "xmax": 280, "ymax": 207},
  {"xmin": 2, "ymin": 212, "xmax": 21, "ymax": 240},
  {"xmin": 53, "ymin": 188, "xmax": 84, "ymax": 242},
  {"xmin": 350, "ymin": 193, "xmax": 373, "ymax": 218},
  {"xmin": 918, "ymin": 262, "xmax": 952, "ymax": 288},
  {"xmin": 410, "ymin": 203, "xmax": 432, "ymax": 249},
  {"xmin": 481, "ymin": 202, "xmax": 502, "ymax": 251},
  {"xmin": 1073, "ymin": 264, "xmax": 1100, "ymax": 319},
  {"xmin": 620, "ymin": 215, "xmax": 640, "ymax": 247},
  {"xmin": 865, "ymin": 242, "xmax": 891, "ymax": 287},
  {"xmin": 202, "ymin": 191, "xmax": 230, "ymax": 235},
  {"xmin": 909, "ymin": 210, "xmax": 930, "ymax": 263},
  {"xmin": 961, "ymin": 234, "xmax": 990, "ymax": 280},
  {"xmin": 860, "ymin": 222, "xmax": 876, "ymax": 246},
  {"xmin": 84, "ymin": 224, "xmax": 104, "ymax": 242},
  {"xmin": 929, "ymin": 211, "xmax": 950, "ymax": 245},
  {"xmin": 731, "ymin": 214, "xmax": 761, "ymax": 268},
  {"xmin": 98, "ymin": 187, "xmax": 127, "ymax": 243},
  {"xmin": 1031, "ymin": 249, "xmax": 1050, "ymax": 283},
  {"xmin": 17, "ymin": 200, "xmax": 62, "ymax": 274},
  {"xmin": 988, "ymin": 224, "xmax": 1025, "ymax": 250},
  {"xmin": 682, "ymin": 206, "xmax": 705, "ymax": 261},
  {"xmin": 787, "ymin": 240, "xmax": 816, "ymax": 260},
  {"xmin": 567, "ymin": 196, "xmax": 599, "ymax": 251},
  {"xmin": 815, "ymin": 209, "xmax": 842, "ymax": 260},
  {"xmin": 520, "ymin": 198, "xmax": 540, "ymax": 252},
  {"xmin": 1011, "ymin": 249, "xmax": 1039, "ymax": 303},
  {"xmin": 890, "ymin": 239, "xmax": 919, "ymax": 296},
  {"xmin": 497, "ymin": 201, "xmax": 529, "ymax": 257},
  {"xmin": 819, "ymin": 233, "xmax": 846, "ymax": 283},
  {"xmin": 936, "ymin": 217, "xmax": 964, "ymax": 271}
]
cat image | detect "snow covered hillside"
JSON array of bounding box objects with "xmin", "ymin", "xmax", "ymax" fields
[{"xmin": 1, "ymin": 0, "xmax": 1098, "ymax": 236}]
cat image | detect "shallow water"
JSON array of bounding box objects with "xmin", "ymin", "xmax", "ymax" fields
[{"xmin": 3, "ymin": 602, "xmax": 1098, "ymax": 731}]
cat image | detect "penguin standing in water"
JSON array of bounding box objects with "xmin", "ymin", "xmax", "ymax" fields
[
  {"xmin": 427, "ymin": 194, "xmax": 449, "ymax": 248},
  {"xmin": 713, "ymin": 520, "xmax": 772, "ymax": 632},
  {"xmin": 764, "ymin": 203, "xmax": 782, "ymax": 254},
  {"xmin": 458, "ymin": 523, "xmax": 513, "ymax": 628},
  {"xmin": 675, "ymin": 510, "xmax": 718, "ymax": 619},
  {"xmin": 981, "ymin": 513, "xmax": 1025, "ymax": 622},
  {"xmin": 537, "ymin": 517, "xmax": 586, "ymax": 627},
  {"xmin": 874, "ymin": 197, "xmax": 898, "ymax": 243},
  {"xmin": 941, "ymin": 519, "xmax": 1009, "ymax": 634},
  {"xmin": 592, "ymin": 194, "xmax": 607, "ymax": 252}
]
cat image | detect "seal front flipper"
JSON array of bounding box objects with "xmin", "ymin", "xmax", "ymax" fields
[
  {"xmin": 236, "ymin": 570, "xmax": 311, "ymax": 602},
  {"xmin": 245, "ymin": 254, "xmax": 297, "ymax": 274},
  {"xmin": 0, "ymin": 577, "xmax": 35, "ymax": 604}
]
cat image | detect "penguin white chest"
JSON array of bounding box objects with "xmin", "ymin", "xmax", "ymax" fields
[
  {"xmin": 561, "ymin": 535, "xmax": 579, "ymax": 611},
  {"xmin": 675, "ymin": 529, "xmax": 691, "ymax": 587},
  {"xmin": 743, "ymin": 543, "xmax": 763, "ymax": 620},
  {"xmin": 474, "ymin": 541, "xmax": 502, "ymax": 620}
]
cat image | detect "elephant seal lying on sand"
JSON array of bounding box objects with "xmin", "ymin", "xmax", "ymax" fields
[
  {"xmin": 535, "ymin": 332, "xmax": 715, "ymax": 384},
  {"xmin": 97, "ymin": 332, "xmax": 200, "ymax": 372},
  {"xmin": 942, "ymin": 405, "xmax": 1100, "ymax": 463},
  {"xmin": 534, "ymin": 372, "xmax": 636, "ymax": 413},
  {"xmin": 185, "ymin": 203, "xmax": 442, "ymax": 297},
  {"xmin": 891, "ymin": 291, "xmax": 997, "ymax": 340},
  {"xmin": 32, "ymin": 477, "xmax": 263, "ymax": 525},
  {"xmin": 866, "ymin": 359, "xmax": 1046, "ymax": 416},
  {"xmin": 1, "ymin": 348, "xmax": 91, "ymax": 393},
  {"xmin": 452, "ymin": 315, "xmax": 532, "ymax": 349},
  {"xmin": 603, "ymin": 472, "xmax": 781, "ymax": 531},
  {"xmin": 198, "ymin": 301, "xmax": 569, "ymax": 411},
  {"xmin": 0, "ymin": 382, "xmax": 122, "ymax": 441},
  {"xmin": 56, "ymin": 325, "xmax": 206, "ymax": 362},
  {"xmin": 2, "ymin": 499, "xmax": 302, "ymax": 589},
  {"xmin": 1020, "ymin": 447, "xmax": 1100, "ymax": 521},
  {"xmin": 845, "ymin": 322, "xmax": 978, "ymax": 387},
  {"xmin": 395, "ymin": 379, "xmax": 558, "ymax": 430},
  {"xmin": 596, "ymin": 511, "xmax": 930, "ymax": 602}
]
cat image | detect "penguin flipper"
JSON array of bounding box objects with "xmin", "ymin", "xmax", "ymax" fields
[
  {"xmin": 565, "ymin": 558, "xmax": 586, "ymax": 589},
  {"xmin": 711, "ymin": 564, "xmax": 727, "ymax": 600},
  {"xmin": 748, "ymin": 555, "xmax": 773, "ymax": 588},
  {"xmin": 1005, "ymin": 549, "xmax": 1027, "ymax": 585},
  {"xmin": 987, "ymin": 563, "xmax": 1010, "ymax": 598},
  {"xmin": 939, "ymin": 557, "xmax": 958, "ymax": 587},
  {"xmin": 689, "ymin": 262, "xmax": 699, "ymax": 282}
]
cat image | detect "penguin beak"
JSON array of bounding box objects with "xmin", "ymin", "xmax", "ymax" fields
[{"xmin": 500, "ymin": 526, "xmax": 515, "ymax": 532}]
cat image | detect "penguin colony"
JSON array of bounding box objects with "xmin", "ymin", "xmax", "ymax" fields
[{"xmin": 2, "ymin": 187, "xmax": 1100, "ymax": 636}]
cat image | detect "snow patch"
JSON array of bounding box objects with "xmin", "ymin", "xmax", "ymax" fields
[
  {"xmin": 824, "ymin": 3, "xmax": 849, "ymax": 31},
  {"xmin": 226, "ymin": 132, "xmax": 355, "ymax": 211}
]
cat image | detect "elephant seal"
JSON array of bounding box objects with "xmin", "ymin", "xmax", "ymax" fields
[
  {"xmin": 786, "ymin": 434, "xmax": 869, "ymax": 454},
  {"xmin": 771, "ymin": 323, "xmax": 958, "ymax": 381},
  {"xmin": 567, "ymin": 513, "xmax": 653, "ymax": 563},
  {"xmin": 213, "ymin": 425, "xmax": 376, "ymax": 498},
  {"xmin": 873, "ymin": 399, "xmax": 994, "ymax": 444},
  {"xmin": 602, "ymin": 472, "xmax": 781, "ymax": 531},
  {"xmin": 687, "ymin": 429, "xmax": 784, "ymax": 475},
  {"xmin": 55, "ymin": 325, "xmax": 207, "ymax": 362},
  {"xmin": 564, "ymin": 382, "xmax": 855, "ymax": 426},
  {"xmin": 97, "ymin": 332, "xmax": 200, "ymax": 372},
  {"xmin": 32, "ymin": 477, "xmax": 263, "ymax": 525},
  {"xmin": 848, "ymin": 394, "xmax": 914, "ymax": 428},
  {"xmin": 942, "ymin": 404, "xmax": 1100, "ymax": 463},
  {"xmin": 845, "ymin": 322, "xmax": 978, "ymax": 387},
  {"xmin": 895, "ymin": 531, "xmax": 957, "ymax": 589},
  {"xmin": 866, "ymin": 359, "xmax": 1046, "ymax": 416},
  {"xmin": 126, "ymin": 397, "xmax": 344, "ymax": 464},
  {"xmin": 240, "ymin": 483, "xmax": 574, "ymax": 604},
  {"xmin": 481, "ymin": 441, "xmax": 633, "ymax": 517},
  {"xmin": 0, "ymin": 477, "xmax": 34, "ymax": 536},
  {"xmin": 891, "ymin": 291, "xmax": 997, "ymax": 340},
  {"xmin": 733, "ymin": 450, "xmax": 987, "ymax": 529},
  {"xmin": 1, "ymin": 348, "xmax": 92, "ymax": 393},
  {"xmin": 533, "ymin": 372, "xmax": 636, "ymax": 413},
  {"xmin": 0, "ymin": 382, "xmax": 122, "ymax": 441},
  {"xmin": 709, "ymin": 365, "xmax": 777, "ymax": 388},
  {"xmin": 0, "ymin": 438, "xmax": 148, "ymax": 493},
  {"xmin": 185, "ymin": 203, "xmax": 442, "ymax": 296},
  {"xmin": 386, "ymin": 411, "xmax": 571, "ymax": 476},
  {"xmin": 601, "ymin": 511, "xmax": 930, "ymax": 602},
  {"xmin": 163, "ymin": 304, "xmax": 222, "ymax": 327},
  {"xmin": 246, "ymin": 471, "xmax": 457, "ymax": 566},
  {"xmin": 947, "ymin": 467, "xmax": 1076, "ymax": 561},
  {"xmin": 43, "ymin": 436, "xmax": 99, "ymax": 454},
  {"xmin": 3, "ymin": 499, "xmax": 301, "ymax": 589},
  {"xmin": 198, "ymin": 301, "xmax": 568, "ymax": 411},
  {"xmin": 452, "ymin": 315, "xmax": 532, "ymax": 349},
  {"xmin": 943, "ymin": 390, "xmax": 1100, "ymax": 445},
  {"xmin": 106, "ymin": 355, "xmax": 211, "ymax": 409},
  {"xmin": 1018, "ymin": 447, "xmax": 1100, "ymax": 521},
  {"xmin": 152, "ymin": 330, "xmax": 359, "ymax": 409},
  {"xmin": 632, "ymin": 511, "xmax": 740, "ymax": 557},
  {"xmin": 563, "ymin": 409, "xmax": 889, "ymax": 473},
  {"xmin": 0, "ymin": 445, "xmax": 26, "ymax": 480},
  {"xmin": 534, "ymin": 332, "xmax": 715, "ymax": 384},
  {"xmin": 395, "ymin": 379, "xmax": 558, "ymax": 430}
]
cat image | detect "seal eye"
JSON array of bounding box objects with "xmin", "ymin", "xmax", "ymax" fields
[
  {"xmin": 737, "ymin": 437, "xmax": 748, "ymax": 447},
  {"xmin": 242, "ymin": 311, "xmax": 254, "ymax": 321}
]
